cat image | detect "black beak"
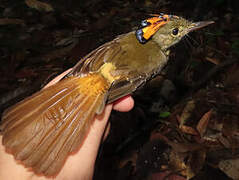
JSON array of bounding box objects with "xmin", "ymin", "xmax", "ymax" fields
[{"xmin": 188, "ymin": 21, "xmax": 214, "ymax": 32}]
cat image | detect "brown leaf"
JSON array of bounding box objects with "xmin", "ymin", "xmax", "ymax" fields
[
  {"xmin": 0, "ymin": 18, "xmax": 25, "ymax": 26},
  {"xmin": 152, "ymin": 132, "xmax": 201, "ymax": 153},
  {"xmin": 219, "ymin": 158, "xmax": 239, "ymax": 180},
  {"xmin": 180, "ymin": 125, "xmax": 198, "ymax": 136},
  {"xmin": 169, "ymin": 151, "xmax": 187, "ymax": 176},
  {"xmin": 217, "ymin": 135, "xmax": 231, "ymax": 148},
  {"xmin": 150, "ymin": 171, "xmax": 186, "ymax": 180},
  {"xmin": 205, "ymin": 57, "xmax": 220, "ymax": 65},
  {"xmin": 169, "ymin": 150, "xmax": 206, "ymax": 179},
  {"xmin": 196, "ymin": 109, "xmax": 212, "ymax": 137},
  {"xmin": 25, "ymin": 0, "xmax": 54, "ymax": 12},
  {"xmin": 186, "ymin": 150, "xmax": 206, "ymax": 179},
  {"xmin": 179, "ymin": 100, "xmax": 195, "ymax": 127}
]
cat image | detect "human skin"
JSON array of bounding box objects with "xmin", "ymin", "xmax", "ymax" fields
[{"xmin": 0, "ymin": 69, "xmax": 134, "ymax": 180}]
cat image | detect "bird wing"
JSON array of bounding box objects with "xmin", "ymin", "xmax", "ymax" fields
[{"xmin": 68, "ymin": 33, "xmax": 149, "ymax": 103}]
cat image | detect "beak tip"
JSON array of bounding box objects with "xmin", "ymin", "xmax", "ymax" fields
[
  {"xmin": 189, "ymin": 20, "xmax": 214, "ymax": 32},
  {"xmin": 202, "ymin": 20, "xmax": 215, "ymax": 26}
]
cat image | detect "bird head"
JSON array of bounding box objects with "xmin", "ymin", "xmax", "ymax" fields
[{"xmin": 136, "ymin": 14, "xmax": 214, "ymax": 50}]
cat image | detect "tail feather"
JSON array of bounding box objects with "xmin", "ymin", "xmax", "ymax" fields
[
  {"xmin": 35, "ymin": 92, "xmax": 102, "ymax": 174},
  {"xmin": 1, "ymin": 73, "xmax": 110, "ymax": 176},
  {"xmin": 2, "ymin": 79, "xmax": 77, "ymax": 135}
]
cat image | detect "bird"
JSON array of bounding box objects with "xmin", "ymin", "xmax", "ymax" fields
[{"xmin": 0, "ymin": 13, "xmax": 213, "ymax": 176}]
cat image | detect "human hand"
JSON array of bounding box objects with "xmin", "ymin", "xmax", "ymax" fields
[{"xmin": 0, "ymin": 69, "xmax": 134, "ymax": 180}]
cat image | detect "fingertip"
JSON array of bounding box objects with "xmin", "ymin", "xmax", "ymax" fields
[
  {"xmin": 44, "ymin": 68, "xmax": 72, "ymax": 89},
  {"xmin": 113, "ymin": 95, "xmax": 134, "ymax": 112}
]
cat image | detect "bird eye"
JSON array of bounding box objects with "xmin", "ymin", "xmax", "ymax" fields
[{"xmin": 172, "ymin": 28, "xmax": 179, "ymax": 36}]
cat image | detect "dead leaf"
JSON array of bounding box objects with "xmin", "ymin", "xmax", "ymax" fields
[
  {"xmin": 217, "ymin": 135, "xmax": 231, "ymax": 148},
  {"xmin": 219, "ymin": 158, "xmax": 239, "ymax": 179},
  {"xmin": 153, "ymin": 132, "xmax": 201, "ymax": 153},
  {"xmin": 169, "ymin": 151, "xmax": 187, "ymax": 176},
  {"xmin": 0, "ymin": 18, "xmax": 25, "ymax": 26},
  {"xmin": 169, "ymin": 149, "xmax": 206, "ymax": 180},
  {"xmin": 170, "ymin": 141, "xmax": 202, "ymax": 153},
  {"xmin": 179, "ymin": 100, "xmax": 195, "ymax": 127},
  {"xmin": 180, "ymin": 125, "xmax": 198, "ymax": 136},
  {"xmin": 196, "ymin": 109, "xmax": 212, "ymax": 137},
  {"xmin": 25, "ymin": 0, "xmax": 54, "ymax": 12},
  {"xmin": 205, "ymin": 57, "xmax": 220, "ymax": 65},
  {"xmin": 186, "ymin": 150, "xmax": 207, "ymax": 179},
  {"xmin": 150, "ymin": 171, "xmax": 186, "ymax": 180}
]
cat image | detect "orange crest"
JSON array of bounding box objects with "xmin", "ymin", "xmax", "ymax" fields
[{"xmin": 136, "ymin": 14, "xmax": 178, "ymax": 44}]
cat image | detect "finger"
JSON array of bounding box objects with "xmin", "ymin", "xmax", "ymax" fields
[
  {"xmin": 43, "ymin": 68, "xmax": 72, "ymax": 89},
  {"xmin": 113, "ymin": 95, "xmax": 134, "ymax": 112}
]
